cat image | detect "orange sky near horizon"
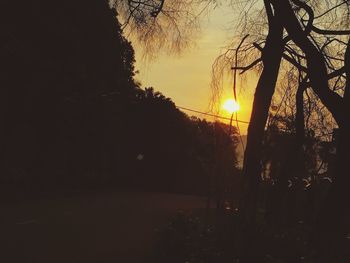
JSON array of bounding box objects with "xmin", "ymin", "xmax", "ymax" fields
[{"xmin": 133, "ymin": 5, "xmax": 258, "ymax": 134}]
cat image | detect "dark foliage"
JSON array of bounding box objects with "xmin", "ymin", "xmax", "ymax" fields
[
  {"xmin": 154, "ymin": 211, "xmax": 349, "ymax": 263},
  {"xmin": 119, "ymin": 87, "xmax": 239, "ymax": 196},
  {"xmin": 0, "ymin": 1, "xmax": 239, "ymax": 198},
  {"xmin": 2, "ymin": 0, "xmax": 136, "ymax": 189}
]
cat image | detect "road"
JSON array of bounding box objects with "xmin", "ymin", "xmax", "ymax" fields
[{"xmin": 0, "ymin": 191, "xmax": 206, "ymax": 263}]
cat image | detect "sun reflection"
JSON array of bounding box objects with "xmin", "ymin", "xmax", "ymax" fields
[{"xmin": 223, "ymin": 99, "xmax": 240, "ymax": 114}]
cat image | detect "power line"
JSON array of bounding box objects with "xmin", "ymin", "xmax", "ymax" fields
[{"xmin": 176, "ymin": 105, "xmax": 250, "ymax": 124}]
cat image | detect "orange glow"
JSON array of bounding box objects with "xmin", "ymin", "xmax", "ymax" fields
[{"xmin": 223, "ymin": 99, "xmax": 240, "ymax": 114}]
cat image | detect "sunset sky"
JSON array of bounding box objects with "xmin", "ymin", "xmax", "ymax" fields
[{"xmin": 133, "ymin": 4, "xmax": 257, "ymax": 134}]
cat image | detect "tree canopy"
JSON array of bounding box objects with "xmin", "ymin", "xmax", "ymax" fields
[{"xmin": 1, "ymin": 0, "xmax": 240, "ymax": 199}]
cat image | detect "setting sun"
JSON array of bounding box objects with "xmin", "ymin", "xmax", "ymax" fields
[{"xmin": 223, "ymin": 99, "xmax": 240, "ymax": 114}]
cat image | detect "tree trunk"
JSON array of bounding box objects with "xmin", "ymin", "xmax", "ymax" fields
[
  {"xmin": 236, "ymin": 4, "xmax": 284, "ymax": 261},
  {"xmin": 295, "ymin": 83, "xmax": 305, "ymax": 146},
  {"xmin": 272, "ymin": 0, "xmax": 350, "ymax": 258},
  {"xmin": 312, "ymin": 42, "xmax": 350, "ymax": 259},
  {"xmin": 272, "ymin": 0, "xmax": 344, "ymax": 124},
  {"xmin": 239, "ymin": 4, "xmax": 284, "ymax": 224}
]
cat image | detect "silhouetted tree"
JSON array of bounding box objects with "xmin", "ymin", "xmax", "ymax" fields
[
  {"xmin": 230, "ymin": 1, "xmax": 350, "ymax": 259},
  {"xmin": 124, "ymin": 87, "xmax": 240, "ymax": 195},
  {"xmin": 1, "ymin": 1, "xmax": 137, "ymax": 187}
]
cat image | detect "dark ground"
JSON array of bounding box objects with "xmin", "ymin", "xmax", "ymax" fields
[{"xmin": 0, "ymin": 191, "xmax": 207, "ymax": 263}]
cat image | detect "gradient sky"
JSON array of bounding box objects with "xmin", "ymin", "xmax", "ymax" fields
[{"xmin": 133, "ymin": 5, "xmax": 258, "ymax": 134}]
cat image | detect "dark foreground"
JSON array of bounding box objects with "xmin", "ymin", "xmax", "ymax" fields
[{"xmin": 0, "ymin": 191, "xmax": 207, "ymax": 263}]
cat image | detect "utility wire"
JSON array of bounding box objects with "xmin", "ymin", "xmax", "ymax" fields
[{"xmin": 176, "ymin": 105, "xmax": 250, "ymax": 124}]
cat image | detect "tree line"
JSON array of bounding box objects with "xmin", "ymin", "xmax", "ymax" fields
[{"xmin": 1, "ymin": 0, "xmax": 240, "ymax": 198}]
